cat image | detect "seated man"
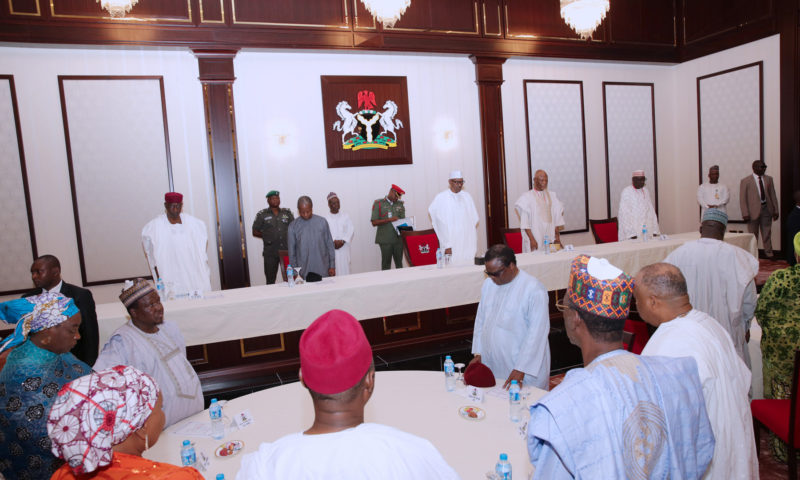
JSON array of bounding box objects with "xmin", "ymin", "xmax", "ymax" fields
[
  {"xmin": 94, "ymin": 278, "xmax": 203, "ymax": 427},
  {"xmin": 237, "ymin": 309, "xmax": 459, "ymax": 479},
  {"xmin": 527, "ymin": 255, "xmax": 714, "ymax": 479}
]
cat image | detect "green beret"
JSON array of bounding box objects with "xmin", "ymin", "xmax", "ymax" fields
[{"xmin": 266, "ymin": 190, "xmax": 279, "ymax": 198}]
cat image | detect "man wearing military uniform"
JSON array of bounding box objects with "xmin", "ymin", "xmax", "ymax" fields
[
  {"xmin": 253, "ymin": 190, "xmax": 294, "ymax": 284},
  {"xmin": 371, "ymin": 184, "xmax": 406, "ymax": 270}
]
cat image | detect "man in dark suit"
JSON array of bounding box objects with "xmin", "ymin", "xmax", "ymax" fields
[
  {"xmin": 740, "ymin": 160, "xmax": 780, "ymax": 258},
  {"xmin": 787, "ymin": 190, "xmax": 800, "ymax": 265},
  {"xmin": 22, "ymin": 254, "xmax": 99, "ymax": 365}
]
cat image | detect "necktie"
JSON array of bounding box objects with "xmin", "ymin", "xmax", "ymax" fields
[{"xmin": 758, "ymin": 176, "xmax": 766, "ymax": 202}]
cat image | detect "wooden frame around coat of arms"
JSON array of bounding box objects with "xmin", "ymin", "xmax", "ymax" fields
[{"xmin": 321, "ymin": 75, "xmax": 413, "ymax": 168}]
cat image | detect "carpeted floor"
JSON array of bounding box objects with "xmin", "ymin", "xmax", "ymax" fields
[{"xmin": 756, "ymin": 258, "xmax": 790, "ymax": 290}]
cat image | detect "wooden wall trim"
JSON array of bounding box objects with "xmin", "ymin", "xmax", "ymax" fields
[{"xmin": 777, "ymin": 0, "xmax": 800, "ymax": 240}]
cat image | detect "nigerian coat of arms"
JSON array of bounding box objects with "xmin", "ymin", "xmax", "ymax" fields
[{"xmin": 332, "ymin": 90, "xmax": 404, "ymax": 151}]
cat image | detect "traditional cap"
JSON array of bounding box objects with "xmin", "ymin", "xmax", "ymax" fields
[
  {"xmin": 449, "ymin": 170, "xmax": 463, "ymax": 180},
  {"xmin": 164, "ymin": 192, "xmax": 183, "ymax": 203},
  {"xmin": 702, "ymin": 208, "xmax": 728, "ymax": 226},
  {"xmin": 327, "ymin": 192, "xmax": 339, "ymax": 201},
  {"xmin": 391, "ymin": 184, "xmax": 405, "ymax": 196},
  {"xmin": 464, "ymin": 362, "xmax": 496, "ymax": 388},
  {"xmin": 632, "ymin": 170, "xmax": 645, "ymax": 177},
  {"xmin": 119, "ymin": 278, "xmax": 157, "ymax": 308},
  {"xmin": 794, "ymin": 231, "xmax": 800, "ymax": 256},
  {"xmin": 266, "ymin": 190, "xmax": 280, "ymax": 198},
  {"xmin": 567, "ymin": 255, "xmax": 633, "ymax": 320},
  {"xmin": 0, "ymin": 293, "xmax": 79, "ymax": 353},
  {"xmin": 48, "ymin": 365, "xmax": 159, "ymax": 475},
  {"xmin": 299, "ymin": 309, "xmax": 373, "ymax": 395}
]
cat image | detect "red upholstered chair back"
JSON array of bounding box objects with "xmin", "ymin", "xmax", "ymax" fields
[
  {"xmin": 623, "ymin": 319, "xmax": 649, "ymax": 355},
  {"xmin": 590, "ymin": 217, "xmax": 619, "ymax": 244},
  {"xmin": 278, "ymin": 250, "xmax": 290, "ymax": 282},
  {"xmin": 401, "ymin": 229, "xmax": 440, "ymax": 266},
  {"xmin": 502, "ymin": 228, "xmax": 523, "ymax": 254}
]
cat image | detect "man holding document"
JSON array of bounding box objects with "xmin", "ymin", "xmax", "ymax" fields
[{"xmin": 371, "ymin": 184, "xmax": 406, "ymax": 270}]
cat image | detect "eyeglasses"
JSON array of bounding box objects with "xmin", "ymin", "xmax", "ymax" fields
[{"xmin": 484, "ymin": 266, "xmax": 505, "ymax": 277}]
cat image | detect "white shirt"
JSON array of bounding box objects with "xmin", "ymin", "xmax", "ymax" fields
[
  {"xmin": 142, "ymin": 213, "xmax": 212, "ymax": 295},
  {"xmin": 697, "ymin": 183, "xmax": 730, "ymax": 216},
  {"xmin": 514, "ymin": 189, "xmax": 565, "ymax": 252},
  {"xmin": 642, "ymin": 309, "xmax": 757, "ymax": 480},
  {"xmin": 617, "ymin": 185, "xmax": 660, "ymax": 239},
  {"xmin": 236, "ymin": 423, "xmax": 460, "ymax": 480},
  {"xmin": 324, "ymin": 212, "xmax": 355, "ymax": 276},
  {"xmin": 428, "ymin": 189, "xmax": 480, "ymax": 265}
]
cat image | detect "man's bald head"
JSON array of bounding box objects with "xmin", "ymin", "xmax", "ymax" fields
[
  {"xmin": 636, "ymin": 263, "xmax": 687, "ymax": 298},
  {"xmin": 533, "ymin": 170, "xmax": 549, "ymax": 191}
]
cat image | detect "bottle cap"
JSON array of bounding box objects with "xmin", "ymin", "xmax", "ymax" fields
[
  {"xmin": 183, "ymin": 440, "xmax": 190, "ymax": 446},
  {"xmin": 510, "ymin": 380, "xmax": 518, "ymax": 385},
  {"xmin": 499, "ymin": 453, "xmax": 508, "ymax": 461},
  {"xmin": 210, "ymin": 398, "xmax": 218, "ymax": 404},
  {"xmin": 216, "ymin": 475, "xmax": 225, "ymax": 480},
  {"xmin": 445, "ymin": 355, "xmax": 452, "ymax": 360}
]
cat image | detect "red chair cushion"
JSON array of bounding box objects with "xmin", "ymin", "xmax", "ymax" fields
[
  {"xmin": 404, "ymin": 234, "xmax": 439, "ymax": 266},
  {"xmin": 623, "ymin": 319, "xmax": 649, "ymax": 355},
  {"xmin": 504, "ymin": 232, "xmax": 523, "ymax": 254},
  {"xmin": 751, "ymin": 399, "xmax": 800, "ymax": 446},
  {"xmin": 592, "ymin": 222, "xmax": 618, "ymax": 244},
  {"xmin": 283, "ymin": 255, "xmax": 290, "ymax": 268}
]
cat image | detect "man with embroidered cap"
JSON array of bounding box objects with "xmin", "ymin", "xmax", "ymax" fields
[
  {"xmin": 514, "ymin": 169, "xmax": 565, "ymax": 252},
  {"xmin": 697, "ymin": 165, "xmax": 729, "ymax": 216},
  {"xmin": 324, "ymin": 192, "xmax": 354, "ymax": 275},
  {"xmin": 637, "ymin": 262, "xmax": 757, "ymax": 480},
  {"xmin": 617, "ymin": 169, "xmax": 660, "ymax": 240},
  {"xmin": 94, "ymin": 278, "xmax": 203, "ymax": 427},
  {"xmin": 236, "ymin": 309, "xmax": 459, "ymax": 479},
  {"xmin": 470, "ymin": 244, "xmax": 550, "ymax": 389},
  {"xmin": 142, "ymin": 191, "xmax": 212, "ymax": 295},
  {"xmin": 428, "ymin": 170, "xmax": 480, "ymax": 264},
  {"xmin": 527, "ymin": 255, "xmax": 714, "ymax": 479},
  {"xmin": 664, "ymin": 208, "xmax": 758, "ymax": 365},
  {"xmin": 371, "ymin": 184, "xmax": 406, "ymax": 270},
  {"xmin": 288, "ymin": 196, "xmax": 335, "ymax": 280},
  {"xmin": 253, "ymin": 190, "xmax": 294, "ymax": 284}
]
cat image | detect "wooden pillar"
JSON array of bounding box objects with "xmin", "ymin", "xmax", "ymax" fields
[
  {"xmin": 778, "ymin": 0, "xmax": 800, "ymax": 237},
  {"xmin": 194, "ymin": 49, "xmax": 250, "ymax": 290},
  {"xmin": 471, "ymin": 56, "xmax": 508, "ymax": 247}
]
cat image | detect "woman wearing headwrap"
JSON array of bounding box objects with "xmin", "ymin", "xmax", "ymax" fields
[
  {"xmin": 48, "ymin": 365, "xmax": 203, "ymax": 479},
  {"xmin": 0, "ymin": 292, "xmax": 92, "ymax": 479},
  {"xmin": 756, "ymin": 231, "xmax": 800, "ymax": 462}
]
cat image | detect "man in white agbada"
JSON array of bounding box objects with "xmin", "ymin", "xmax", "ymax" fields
[
  {"xmin": 636, "ymin": 263, "xmax": 758, "ymax": 480},
  {"xmin": 664, "ymin": 209, "xmax": 758, "ymax": 366},
  {"xmin": 141, "ymin": 192, "xmax": 211, "ymax": 295},
  {"xmin": 236, "ymin": 309, "xmax": 459, "ymax": 480},
  {"xmin": 514, "ymin": 170, "xmax": 565, "ymax": 252},
  {"xmin": 323, "ymin": 192, "xmax": 354, "ymax": 276},
  {"xmin": 94, "ymin": 278, "xmax": 203, "ymax": 427},
  {"xmin": 697, "ymin": 165, "xmax": 730, "ymax": 216},
  {"xmin": 618, "ymin": 169, "xmax": 660, "ymax": 239},
  {"xmin": 428, "ymin": 170, "xmax": 480, "ymax": 265},
  {"xmin": 470, "ymin": 245, "xmax": 550, "ymax": 390}
]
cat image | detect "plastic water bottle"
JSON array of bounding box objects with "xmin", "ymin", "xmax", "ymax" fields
[
  {"xmin": 436, "ymin": 248, "xmax": 444, "ymax": 269},
  {"xmin": 642, "ymin": 224, "xmax": 648, "ymax": 242},
  {"xmin": 495, "ymin": 453, "xmax": 512, "ymax": 479},
  {"xmin": 509, "ymin": 380, "xmax": 521, "ymax": 422},
  {"xmin": 287, "ymin": 264, "xmax": 295, "ymax": 287},
  {"xmin": 209, "ymin": 398, "xmax": 224, "ymax": 440},
  {"xmin": 543, "ymin": 235, "xmax": 550, "ymax": 255},
  {"xmin": 156, "ymin": 278, "xmax": 165, "ymax": 300},
  {"xmin": 180, "ymin": 440, "xmax": 196, "ymax": 467},
  {"xmin": 443, "ymin": 355, "xmax": 455, "ymax": 391}
]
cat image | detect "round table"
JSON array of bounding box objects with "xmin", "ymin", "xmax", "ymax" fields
[{"xmin": 144, "ymin": 370, "xmax": 547, "ymax": 479}]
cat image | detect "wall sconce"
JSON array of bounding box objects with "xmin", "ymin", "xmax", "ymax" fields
[
  {"xmin": 433, "ymin": 117, "xmax": 458, "ymax": 152},
  {"xmin": 266, "ymin": 121, "xmax": 299, "ymax": 159}
]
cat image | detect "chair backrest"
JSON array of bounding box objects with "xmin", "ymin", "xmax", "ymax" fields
[
  {"xmin": 502, "ymin": 228, "xmax": 523, "ymax": 254},
  {"xmin": 401, "ymin": 229, "xmax": 440, "ymax": 266},
  {"xmin": 590, "ymin": 217, "xmax": 619, "ymax": 244},
  {"xmin": 622, "ymin": 330, "xmax": 635, "ymax": 352},
  {"xmin": 789, "ymin": 349, "xmax": 800, "ymax": 445},
  {"xmin": 278, "ymin": 249, "xmax": 290, "ymax": 282}
]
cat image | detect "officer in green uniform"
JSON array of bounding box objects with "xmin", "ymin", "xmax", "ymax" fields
[
  {"xmin": 253, "ymin": 190, "xmax": 294, "ymax": 284},
  {"xmin": 371, "ymin": 184, "xmax": 406, "ymax": 270}
]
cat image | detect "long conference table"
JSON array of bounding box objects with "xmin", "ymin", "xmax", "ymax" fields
[{"xmin": 96, "ymin": 232, "xmax": 757, "ymax": 348}]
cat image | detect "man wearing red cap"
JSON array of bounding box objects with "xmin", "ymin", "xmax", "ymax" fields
[
  {"xmin": 141, "ymin": 192, "xmax": 211, "ymax": 296},
  {"xmin": 237, "ymin": 310, "xmax": 459, "ymax": 479},
  {"xmin": 371, "ymin": 184, "xmax": 406, "ymax": 270}
]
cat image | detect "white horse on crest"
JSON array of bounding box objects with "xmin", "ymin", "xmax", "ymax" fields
[
  {"xmin": 379, "ymin": 100, "xmax": 404, "ymax": 141},
  {"xmin": 332, "ymin": 101, "xmax": 359, "ymax": 142}
]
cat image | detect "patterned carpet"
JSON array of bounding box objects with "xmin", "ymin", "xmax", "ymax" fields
[{"xmin": 756, "ymin": 258, "xmax": 790, "ymax": 289}]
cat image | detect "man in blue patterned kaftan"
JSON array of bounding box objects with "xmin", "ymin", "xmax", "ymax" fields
[{"xmin": 527, "ymin": 255, "xmax": 714, "ymax": 479}]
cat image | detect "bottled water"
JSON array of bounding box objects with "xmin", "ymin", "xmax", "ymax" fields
[
  {"xmin": 443, "ymin": 355, "xmax": 455, "ymax": 391},
  {"xmin": 495, "ymin": 453, "xmax": 512, "ymax": 479},
  {"xmin": 543, "ymin": 235, "xmax": 550, "ymax": 255},
  {"xmin": 436, "ymin": 248, "xmax": 444, "ymax": 269},
  {"xmin": 642, "ymin": 224, "xmax": 648, "ymax": 242},
  {"xmin": 216, "ymin": 475, "xmax": 225, "ymax": 480},
  {"xmin": 508, "ymin": 380, "xmax": 521, "ymax": 422},
  {"xmin": 180, "ymin": 440, "xmax": 196, "ymax": 467},
  {"xmin": 156, "ymin": 278, "xmax": 165, "ymax": 300},
  {"xmin": 209, "ymin": 398, "xmax": 224, "ymax": 440},
  {"xmin": 287, "ymin": 264, "xmax": 295, "ymax": 287}
]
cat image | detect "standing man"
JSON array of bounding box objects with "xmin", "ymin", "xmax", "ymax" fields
[
  {"xmin": 740, "ymin": 160, "xmax": 779, "ymax": 258},
  {"xmin": 23, "ymin": 254, "xmax": 99, "ymax": 365},
  {"xmin": 618, "ymin": 169, "xmax": 660, "ymax": 240},
  {"xmin": 324, "ymin": 192, "xmax": 354, "ymax": 276},
  {"xmin": 664, "ymin": 209, "xmax": 758, "ymax": 365},
  {"xmin": 637, "ymin": 263, "xmax": 757, "ymax": 480},
  {"xmin": 428, "ymin": 170, "xmax": 480, "ymax": 264},
  {"xmin": 142, "ymin": 192, "xmax": 212, "ymax": 295},
  {"xmin": 371, "ymin": 184, "xmax": 405, "ymax": 270},
  {"xmin": 786, "ymin": 190, "xmax": 800, "ymax": 265},
  {"xmin": 514, "ymin": 169, "xmax": 565, "ymax": 252},
  {"xmin": 252, "ymin": 190, "xmax": 294, "ymax": 284},
  {"xmin": 528, "ymin": 255, "xmax": 714, "ymax": 478},
  {"xmin": 697, "ymin": 165, "xmax": 729, "ymax": 216},
  {"xmin": 288, "ymin": 196, "xmax": 335, "ymax": 281},
  {"xmin": 470, "ymin": 244, "xmax": 550, "ymax": 390}
]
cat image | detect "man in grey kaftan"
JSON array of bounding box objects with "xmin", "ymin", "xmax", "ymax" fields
[{"xmin": 288, "ymin": 196, "xmax": 336, "ymax": 279}]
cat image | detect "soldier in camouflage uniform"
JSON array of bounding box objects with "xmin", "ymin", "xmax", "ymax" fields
[
  {"xmin": 371, "ymin": 184, "xmax": 406, "ymax": 270},
  {"xmin": 253, "ymin": 190, "xmax": 294, "ymax": 284}
]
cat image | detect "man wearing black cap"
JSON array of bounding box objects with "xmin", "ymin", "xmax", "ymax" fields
[{"xmin": 253, "ymin": 190, "xmax": 294, "ymax": 284}]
